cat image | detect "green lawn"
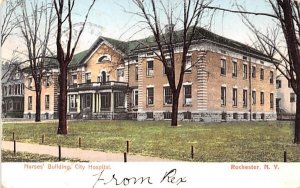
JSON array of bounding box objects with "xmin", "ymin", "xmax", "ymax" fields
[
  {"xmin": 2, "ymin": 150, "xmax": 81, "ymax": 162},
  {"xmin": 2, "ymin": 120, "xmax": 300, "ymax": 162}
]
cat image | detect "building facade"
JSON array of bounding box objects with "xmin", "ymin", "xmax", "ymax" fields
[
  {"xmin": 276, "ymin": 74, "xmax": 296, "ymax": 114},
  {"xmin": 21, "ymin": 28, "xmax": 277, "ymax": 122},
  {"xmin": 1, "ymin": 62, "xmax": 24, "ymax": 118},
  {"xmin": 66, "ymin": 38, "xmax": 128, "ymax": 119},
  {"xmin": 23, "ymin": 69, "xmax": 59, "ymax": 119},
  {"xmin": 134, "ymin": 43, "xmax": 276, "ymax": 122}
]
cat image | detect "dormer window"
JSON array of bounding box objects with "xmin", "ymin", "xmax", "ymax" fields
[{"xmin": 98, "ymin": 55, "xmax": 111, "ymax": 63}]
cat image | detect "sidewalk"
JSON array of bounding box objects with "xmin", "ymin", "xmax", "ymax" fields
[{"xmin": 1, "ymin": 141, "xmax": 174, "ymax": 162}]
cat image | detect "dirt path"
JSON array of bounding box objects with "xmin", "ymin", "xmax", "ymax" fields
[{"xmin": 1, "ymin": 141, "xmax": 174, "ymax": 162}]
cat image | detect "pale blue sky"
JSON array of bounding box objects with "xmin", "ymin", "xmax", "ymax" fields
[
  {"xmin": 2, "ymin": 0, "xmax": 275, "ymax": 59},
  {"xmin": 72, "ymin": 0, "xmax": 274, "ymax": 43}
]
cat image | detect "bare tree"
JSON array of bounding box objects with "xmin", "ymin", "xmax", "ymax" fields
[
  {"xmin": 17, "ymin": 0, "xmax": 56, "ymax": 122},
  {"xmin": 1, "ymin": 0, "xmax": 21, "ymax": 46},
  {"xmin": 206, "ymin": 0, "xmax": 300, "ymax": 144},
  {"xmin": 132, "ymin": 0, "xmax": 212, "ymax": 126},
  {"xmin": 53, "ymin": 0, "xmax": 96, "ymax": 134}
]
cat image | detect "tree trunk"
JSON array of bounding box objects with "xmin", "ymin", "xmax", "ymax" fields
[
  {"xmin": 35, "ymin": 90, "xmax": 41, "ymax": 122},
  {"xmin": 294, "ymin": 91, "xmax": 300, "ymax": 144},
  {"xmin": 57, "ymin": 64, "xmax": 68, "ymax": 134},
  {"xmin": 171, "ymin": 92, "xmax": 179, "ymax": 127}
]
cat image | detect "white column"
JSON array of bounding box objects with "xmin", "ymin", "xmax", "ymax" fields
[
  {"xmin": 111, "ymin": 92, "xmax": 114, "ymax": 119},
  {"xmin": 77, "ymin": 95, "xmax": 80, "ymax": 113},
  {"xmin": 98, "ymin": 93, "xmax": 101, "ymax": 112},
  {"xmin": 67, "ymin": 95, "xmax": 69, "ymax": 113}
]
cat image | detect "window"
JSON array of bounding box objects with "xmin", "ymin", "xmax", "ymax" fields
[
  {"xmin": 261, "ymin": 113, "xmax": 265, "ymax": 120},
  {"xmin": 221, "ymin": 112, "xmax": 227, "ymax": 120},
  {"xmin": 221, "ymin": 59, "xmax": 226, "ymax": 75},
  {"xmin": 163, "ymin": 59, "xmax": 171, "ymax": 74},
  {"xmin": 232, "ymin": 61, "xmax": 237, "ymax": 77},
  {"xmin": 243, "ymin": 89, "xmax": 248, "ymax": 107},
  {"xmin": 45, "ymin": 76, "xmax": 50, "ymax": 86},
  {"xmin": 3, "ymin": 86, "xmax": 7, "ymax": 96},
  {"xmin": 243, "ymin": 113, "xmax": 248, "ymax": 119},
  {"xmin": 146, "ymin": 112, "xmax": 153, "ymax": 119},
  {"xmin": 221, "ymin": 87, "xmax": 226, "ymax": 106},
  {"xmin": 164, "ymin": 87, "xmax": 172, "ymax": 105},
  {"xmin": 114, "ymin": 92, "xmax": 125, "ymax": 108},
  {"xmin": 101, "ymin": 93, "xmax": 111, "ymax": 110},
  {"xmin": 252, "ymin": 91, "xmax": 256, "ymax": 104},
  {"xmin": 117, "ymin": 68, "xmax": 124, "ymax": 82},
  {"xmin": 45, "ymin": 95, "xmax": 50, "ymax": 110},
  {"xmin": 16, "ymin": 85, "xmax": 20, "ymax": 95},
  {"xmin": 232, "ymin": 88, "xmax": 237, "ymax": 107},
  {"xmin": 233, "ymin": 113, "xmax": 238, "ymax": 120},
  {"xmin": 147, "ymin": 61, "xmax": 154, "ymax": 76},
  {"xmin": 260, "ymin": 68, "xmax": 264, "ymax": 80},
  {"xmin": 28, "ymin": 96, "xmax": 32, "ymax": 110},
  {"xmin": 290, "ymin": 93, "xmax": 296, "ymax": 102},
  {"xmin": 85, "ymin": 73, "xmax": 91, "ymax": 83},
  {"xmin": 28, "ymin": 78, "xmax": 33, "ymax": 88},
  {"xmin": 288, "ymin": 80, "xmax": 292, "ymax": 88},
  {"xmin": 252, "ymin": 66, "xmax": 256, "ymax": 78},
  {"xmin": 243, "ymin": 64, "xmax": 248, "ymax": 79},
  {"xmin": 98, "ymin": 55, "xmax": 111, "ymax": 63},
  {"xmin": 147, "ymin": 87, "xmax": 154, "ymax": 105},
  {"xmin": 184, "ymin": 85, "xmax": 192, "ymax": 105},
  {"xmin": 133, "ymin": 89, "xmax": 139, "ymax": 106},
  {"xmin": 82, "ymin": 94, "xmax": 92, "ymax": 109},
  {"xmin": 69, "ymin": 95, "xmax": 77, "ymax": 109},
  {"xmin": 276, "ymin": 80, "xmax": 282, "ymax": 89},
  {"xmin": 252, "ymin": 113, "xmax": 257, "ymax": 120},
  {"xmin": 183, "ymin": 111, "xmax": 192, "ymax": 119},
  {"xmin": 163, "ymin": 112, "xmax": 172, "ymax": 119},
  {"xmin": 185, "ymin": 56, "xmax": 192, "ymax": 73},
  {"xmin": 21, "ymin": 84, "xmax": 24, "ymax": 94},
  {"xmin": 135, "ymin": 66, "xmax": 138, "ymax": 80},
  {"xmin": 270, "ymin": 93, "xmax": 274, "ymax": 109},
  {"xmin": 8, "ymin": 85, "xmax": 11, "ymax": 95},
  {"xmin": 71, "ymin": 75, "xmax": 77, "ymax": 85},
  {"xmin": 260, "ymin": 92, "xmax": 264, "ymax": 105},
  {"xmin": 14, "ymin": 86, "xmax": 17, "ymax": 95},
  {"xmin": 270, "ymin": 71, "xmax": 274, "ymax": 84}
]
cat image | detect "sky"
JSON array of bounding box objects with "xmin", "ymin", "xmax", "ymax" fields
[{"xmin": 1, "ymin": 0, "xmax": 276, "ymax": 60}]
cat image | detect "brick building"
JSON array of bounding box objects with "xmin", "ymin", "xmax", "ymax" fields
[
  {"xmin": 22, "ymin": 28, "xmax": 276, "ymax": 122},
  {"xmin": 133, "ymin": 28, "xmax": 276, "ymax": 122},
  {"xmin": 23, "ymin": 68, "xmax": 59, "ymax": 119}
]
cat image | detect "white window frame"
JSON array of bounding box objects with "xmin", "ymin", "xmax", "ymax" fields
[
  {"xmin": 221, "ymin": 59, "xmax": 226, "ymax": 75},
  {"xmin": 221, "ymin": 86, "xmax": 226, "ymax": 106},
  {"xmin": 132, "ymin": 89, "xmax": 138, "ymax": 106},
  {"xmin": 164, "ymin": 86, "xmax": 173, "ymax": 105},
  {"xmin": 147, "ymin": 87, "xmax": 154, "ymax": 105},
  {"xmin": 232, "ymin": 88, "xmax": 237, "ymax": 107},
  {"xmin": 185, "ymin": 56, "xmax": 192, "ymax": 73},
  {"xmin": 147, "ymin": 61, "xmax": 154, "ymax": 76},
  {"xmin": 184, "ymin": 85, "xmax": 192, "ymax": 105}
]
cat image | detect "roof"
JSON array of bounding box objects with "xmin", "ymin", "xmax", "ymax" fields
[
  {"xmin": 69, "ymin": 27, "xmax": 273, "ymax": 67},
  {"xmin": 131, "ymin": 27, "xmax": 272, "ymax": 61}
]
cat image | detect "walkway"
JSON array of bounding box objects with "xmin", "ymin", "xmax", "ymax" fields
[{"xmin": 1, "ymin": 141, "xmax": 173, "ymax": 162}]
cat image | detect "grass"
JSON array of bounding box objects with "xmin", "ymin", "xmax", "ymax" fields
[
  {"xmin": 2, "ymin": 120, "xmax": 300, "ymax": 162},
  {"xmin": 2, "ymin": 150, "xmax": 81, "ymax": 162}
]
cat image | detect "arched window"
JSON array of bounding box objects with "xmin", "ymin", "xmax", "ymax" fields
[
  {"xmin": 101, "ymin": 71, "xmax": 106, "ymax": 83},
  {"xmin": 98, "ymin": 55, "xmax": 111, "ymax": 63}
]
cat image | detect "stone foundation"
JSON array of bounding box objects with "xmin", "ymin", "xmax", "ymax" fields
[
  {"xmin": 137, "ymin": 111, "xmax": 277, "ymax": 122},
  {"xmin": 23, "ymin": 112, "xmax": 55, "ymax": 120}
]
